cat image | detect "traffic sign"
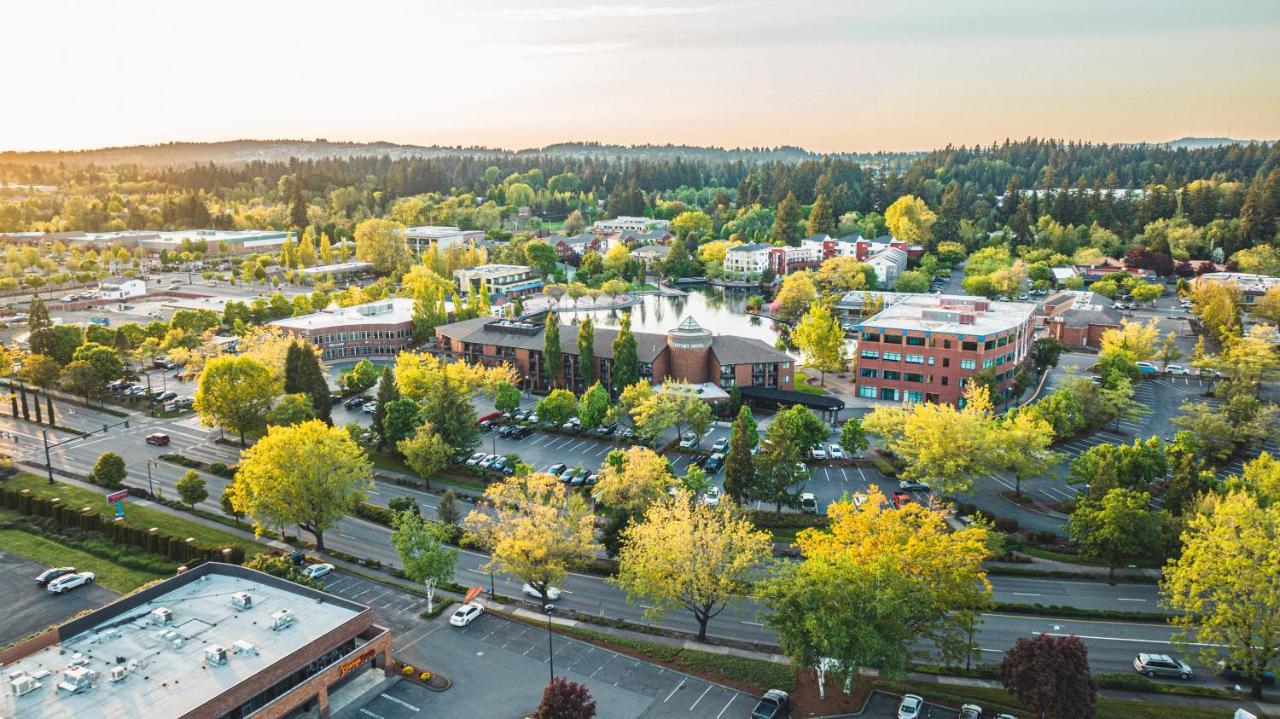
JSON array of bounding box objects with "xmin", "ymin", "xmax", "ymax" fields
[{"xmin": 105, "ymin": 490, "xmax": 129, "ymax": 503}]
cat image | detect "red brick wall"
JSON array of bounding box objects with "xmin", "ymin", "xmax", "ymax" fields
[
  {"xmin": 240, "ymin": 628, "xmax": 393, "ymax": 719},
  {"xmin": 668, "ymin": 345, "xmax": 711, "ymax": 384}
]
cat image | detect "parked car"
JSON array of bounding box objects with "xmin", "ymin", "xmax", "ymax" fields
[
  {"xmin": 899, "ymin": 479, "xmax": 929, "ymax": 491},
  {"xmin": 1133, "ymin": 652, "xmax": 1193, "ymax": 679},
  {"xmin": 891, "ymin": 491, "xmax": 912, "ymax": 509},
  {"xmin": 679, "ymin": 433, "xmax": 698, "ymax": 449},
  {"xmin": 1135, "ymin": 361, "xmax": 1159, "ymax": 375},
  {"xmin": 1167, "ymin": 364, "xmax": 1188, "ymax": 375},
  {"xmin": 703, "ymin": 452, "xmax": 725, "ymax": 474},
  {"xmin": 344, "ymin": 396, "xmax": 365, "ymax": 409},
  {"xmin": 897, "ymin": 694, "xmax": 924, "ymax": 719},
  {"xmin": 513, "ymin": 410, "xmax": 530, "ymax": 422},
  {"xmin": 810, "ymin": 445, "xmax": 827, "ymax": 460},
  {"xmin": 750, "ymin": 689, "xmax": 791, "ymax": 719},
  {"xmin": 465, "ymin": 452, "xmax": 486, "ymax": 466},
  {"xmin": 361, "ymin": 401, "xmax": 378, "ymax": 413},
  {"xmin": 561, "ymin": 418, "xmax": 581, "ymax": 433},
  {"xmin": 959, "ymin": 704, "xmax": 983, "ymax": 719},
  {"xmin": 521, "ymin": 583, "xmax": 561, "ymax": 602},
  {"xmin": 449, "ymin": 602, "xmax": 484, "ymax": 627},
  {"xmin": 47, "ymin": 571, "xmax": 95, "ymax": 595},
  {"xmin": 711, "ymin": 438, "xmax": 730, "ymax": 453},
  {"xmin": 302, "ymin": 563, "xmax": 335, "ymax": 580},
  {"xmin": 799, "ymin": 492, "xmax": 818, "ymax": 514},
  {"xmin": 559, "ymin": 468, "xmax": 577, "ymax": 483},
  {"xmin": 547, "ymin": 463, "xmax": 567, "ymax": 476},
  {"xmin": 35, "ymin": 566, "xmax": 75, "ymax": 586},
  {"xmin": 592, "ymin": 423, "xmax": 616, "ymax": 438},
  {"xmin": 828, "ymin": 444, "xmax": 846, "ymax": 460},
  {"xmin": 701, "ymin": 486, "xmax": 722, "ymax": 507},
  {"xmin": 512, "ymin": 426, "xmax": 532, "ymax": 439},
  {"xmin": 145, "ymin": 433, "xmax": 170, "ymax": 446},
  {"xmin": 479, "ymin": 455, "xmax": 499, "ymax": 470},
  {"xmin": 155, "ymin": 391, "xmax": 177, "ymax": 402}
]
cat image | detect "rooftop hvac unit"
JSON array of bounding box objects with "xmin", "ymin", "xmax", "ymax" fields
[
  {"xmin": 109, "ymin": 666, "xmax": 127, "ymax": 683},
  {"xmin": 230, "ymin": 592, "xmax": 253, "ymax": 611},
  {"xmin": 232, "ymin": 640, "xmax": 258, "ymax": 656},
  {"xmin": 6, "ymin": 670, "xmax": 25, "ymax": 682},
  {"xmin": 150, "ymin": 607, "xmax": 173, "ymax": 626},
  {"xmin": 270, "ymin": 609, "xmax": 294, "ymax": 631},
  {"xmin": 57, "ymin": 667, "xmax": 96, "ymax": 695},
  {"xmin": 10, "ymin": 675, "xmax": 41, "ymax": 697},
  {"xmin": 204, "ymin": 646, "xmax": 228, "ymax": 666}
]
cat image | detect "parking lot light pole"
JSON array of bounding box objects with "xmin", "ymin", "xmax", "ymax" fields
[{"xmin": 545, "ymin": 606, "xmax": 555, "ymax": 682}]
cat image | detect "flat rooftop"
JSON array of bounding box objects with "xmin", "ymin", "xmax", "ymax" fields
[
  {"xmin": 455, "ymin": 264, "xmax": 533, "ymax": 275},
  {"xmin": 1, "ymin": 565, "xmax": 366, "ymax": 719},
  {"xmin": 855, "ymin": 293, "xmax": 1036, "ymax": 336},
  {"xmin": 1196, "ymin": 272, "xmax": 1280, "ymax": 293},
  {"xmin": 272, "ymin": 297, "xmax": 426, "ymax": 331},
  {"xmin": 295, "ymin": 261, "xmax": 374, "ymax": 276}
]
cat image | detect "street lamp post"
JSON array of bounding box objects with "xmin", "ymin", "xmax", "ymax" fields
[
  {"xmin": 145, "ymin": 459, "xmax": 156, "ymax": 498},
  {"xmin": 545, "ymin": 606, "xmax": 555, "ymax": 683}
]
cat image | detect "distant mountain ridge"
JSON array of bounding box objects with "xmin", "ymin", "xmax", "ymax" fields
[
  {"xmin": 1162, "ymin": 136, "xmax": 1268, "ymax": 150},
  {"xmin": 0, "ymin": 139, "xmax": 916, "ymax": 168}
]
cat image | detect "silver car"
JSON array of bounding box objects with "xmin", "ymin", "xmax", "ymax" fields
[{"xmin": 1133, "ymin": 652, "xmax": 1193, "ymax": 679}]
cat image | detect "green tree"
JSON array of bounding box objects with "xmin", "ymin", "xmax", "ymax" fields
[
  {"xmin": 175, "ymin": 469, "xmax": 208, "ymax": 510},
  {"xmin": 543, "ymin": 314, "xmax": 562, "ymax": 388},
  {"xmin": 60, "ymin": 360, "xmax": 105, "ymax": 402},
  {"xmin": 382, "ymin": 397, "xmax": 423, "ymax": 447},
  {"xmin": 806, "ymin": 193, "xmax": 836, "ymax": 237},
  {"xmin": 419, "ymin": 372, "xmax": 479, "ymax": 455},
  {"xmin": 342, "ymin": 358, "xmax": 381, "ymax": 394},
  {"xmin": 494, "ymin": 381, "xmax": 522, "ymax": 414},
  {"xmin": 536, "ymin": 388, "xmax": 578, "ymax": 427},
  {"xmin": 230, "ymin": 419, "xmax": 372, "ymax": 550},
  {"xmin": 934, "ymin": 183, "xmax": 962, "ymax": 247},
  {"xmin": 839, "ymin": 417, "xmax": 868, "ymax": 456},
  {"xmin": 437, "ymin": 488, "xmax": 462, "ymax": 526},
  {"xmin": 391, "ymin": 511, "xmax": 457, "ymax": 613},
  {"xmin": 265, "ymin": 393, "xmax": 316, "ymax": 427},
  {"xmin": 195, "ymin": 355, "xmax": 279, "ymax": 446},
  {"xmin": 610, "ymin": 313, "xmax": 639, "ymax": 396},
  {"xmin": 577, "ymin": 382, "xmax": 610, "ymax": 430},
  {"xmin": 1163, "ymin": 490, "xmax": 1280, "ymax": 698},
  {"xmin": 353, "ymin": 218, "xmax": 408, "ymax": 273},
  {"xmin": 1068, "ymin": 488, "xmax": 1163, "ymax": 582},
  {"xmin": 398, "ymin": 422, "xmax": 452, "ymax": 490},
  {"xmin": 283, "ymin": 341, "xmax": 331, "ymax": 423},
  {"xmin": 576, "ymin": 316, "xmax": 596, "ymax": 388},
  {"xmin": 885, "ymin": 195, "xmax": 937, "ymax": 248},
  {"xmin": 90, "ymin": 451, "xmax": 126, "ymax": 489},
  {"xmin": 220, "ymin": 485, "xmax": 244, "ymax": 525},
  {"xmin": 791, "ymin": 302, "xmax": 846, "ymax": 385},
  {"xmin": 372, "ymin": 366, "xmax": 400, "ymax": 446},
  {"xmin": 772, "ymin": 192, "xmax": 803, "ymax": 245},
  {"xmin": 723, "ymin": 406, "xmax": 758, "ymax": 503},
  {"xmin": 893, "ymin": 270, "xmax": 929, "ymax": 293}
]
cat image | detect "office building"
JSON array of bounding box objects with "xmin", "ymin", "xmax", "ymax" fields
[
  {"xmin": 592, "ymin": 216, "xmax": 669, "ymax": 235},
  {"xmin": 452, "ymin": 264, "xmax": 543, "ymax": 298},
  {"xmin": 0, "ymin": 562, "xmax": 391, "ymax": 719},
  {"xmin": 1192, "ymin": 272, "xmax": 1280, "ymax": 303},
  {"xmin": 272, "ymin": 298, "xmax": 418, "ymax": 360},
  {"xmin": 402, "ymin": 226, "xmax": 486, "ymax": 254}
]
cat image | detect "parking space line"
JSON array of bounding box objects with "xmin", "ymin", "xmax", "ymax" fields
[
  {"xmin": 716, "ymin": 693, "xmax": 740, "ymax": 718},
  {"xmin": 360, "ymin": 708, "xmax": 385, "ymax": 719},
  {"xmin": 665, "ymin": 679, "xmax": 687, "ymax": 701},
  {"xmin": 690, "ymin": 685, "xmax": 713, "ymax": 711},
  {"xmin": 378, "ymin": 693, "xmax": 421, "ymax": 712}
]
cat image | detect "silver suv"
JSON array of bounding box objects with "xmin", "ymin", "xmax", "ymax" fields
[{"xmin": 1133, "ymin": 653, "xmax": 1193, "ymax": 679}]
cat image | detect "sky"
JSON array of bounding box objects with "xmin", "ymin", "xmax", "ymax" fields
[{"xmin": 1, "ymin": 0, "xmax": 1278, "ymax": 153}]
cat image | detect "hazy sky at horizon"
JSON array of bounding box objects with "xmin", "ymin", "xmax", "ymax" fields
[{"xmin": 2, "ymin": 0, "xmax": 1278, "ymax": 153}]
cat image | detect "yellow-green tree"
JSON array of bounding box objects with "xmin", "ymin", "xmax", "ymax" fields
[
  {"xmin": 792, "ymin": 302, "xmax": 847, "ymax": 385},
  {"xmin": 195, "ymin": 355, "xmax": 279, "ymax": 446},
  {"xmin": 1190, "ymin": 281, "xmax": 1243, "ymax": 345},
  {"xmin": 884, "ymin": 195, "xmax": 937, "ymax": 248},
  {"xmin": 230, "ymin": 419, "xmax": 373, "ymax": 549},
  {"xmin": 1163, "ymin": 490, "xmax": 1280, "ymax": 698},
  {"xmin": 996, "ymin": 410, "xmax": 1060, "ymax": 496},
  {"xmin": 465, "ymin": 473, "xmax": 596, "ymax": 610},
  {"xmin": 354, "ymin": 218, "xmax": 409, "ymax": 273},
  {"xmin": 772, "ymin": 270, "xmax": 817, "ymax": 323},
  {"xmin": 862, "ymin": 385, "xmax": 999, "ymax": 495},
  {"xmin": 1197, "ymin": 325, "xmax": 1280, "ymax": 391},
  {"xmin": 594, "ymin": 446, "xmax": 675, "ymax": 516},
  {"xmin": 760, "ymin": 487, "xmax": 990, "ymax": 683},
  {"xmin": 613, "ymin": 490, "xmax": 771, "ymax": 641},
  {"xmin": 1253, "ymin": 285, "xmax": 1280, "ymax": 326},
  {"xmin": 1099, "ymin": 319, "xmax": 1161, "ymax": 361},
  {"xmin": 398, "ymin": 421, "xmax": 452, "ymax": 490}
]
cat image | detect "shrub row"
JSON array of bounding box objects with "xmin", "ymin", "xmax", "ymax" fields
[
  {"xmin": 208, "ymin": 461, "xmax": 237, "ymax": 478},
  {"xmin": 746, "ymin": 510, "xmax": 828, "ymax": 529},
  {"xmin": 1094, "ymin": 673, "xmax": 1236, "ymax": 699},
  {"xmin": 159, "ymin": 453, "xmax": 205, "ymax": 469},
  {"xmin": 0, "ymin": 485, "xmax": 244, "ymax": 566}
]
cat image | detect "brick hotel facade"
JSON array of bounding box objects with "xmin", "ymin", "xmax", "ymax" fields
[{"xmin": 851, "ymin": 294, "xmax": 1037, "ymax": 405}]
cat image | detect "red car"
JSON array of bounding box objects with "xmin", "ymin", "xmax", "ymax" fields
[
  {"xmin": 145, "ymin": 433, "xmax": 170, "ymax": 446},
  {"xmin": 891, "ymin": 491, "xmax": 912, "ymax": 509},
  {"xmin": 477, "ymin": 411, "xmax": 501, "ymax": 428}
]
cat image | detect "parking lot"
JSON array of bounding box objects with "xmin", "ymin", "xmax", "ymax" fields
[
  {"xmin": 0, "ymin": 552, "xmax": 115, "ymax": 648},
  {"xmin": 862, "ymin": 690, "xmax": 960, "ymax": 719},
  {"xmin": 320, "ymin": 571, "xmax": 431, "ymax": 637},
  {"xmin": 344, "ymin": 609, "xmax": 758, "ymax": 719}
]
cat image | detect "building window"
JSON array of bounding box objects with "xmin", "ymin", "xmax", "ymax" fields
[
  {"xmin": 984, "ymin": 339, "xmax": 996, "ymax": 350},
  {"xmin": 960, "ymin": 359, "xmax": 976, "ymax": 370},
  {"xmin": 941, "ymin": 376, "xmax": 949, "ymax": 386},
  {"xmin": 861, "ymin": 332, "xmax": 880, "ymax": 342},
  {"xmin": 883, "ymin": 334, "xmax": 903, "ymax": 345},
  {"xmin": 927, "ymin": 356, "xmax": 935, "ymax": 365},
  {"xmin": 962, "ymin": 341, "xmax": 978, "ymax": 351},
  {"xmin": 997, "ymin": 335, "xmax": 1008, "ymax": 346},
  {"xmin": 882, "ymin": 352, "xmax": 901, "ymax": 362},
  {"xmin": 983, "ymin": 358, "xmax": 995, "ymax": 368},
  {"xmin": 878, "ymin": 387, "xmax": 900, "ymax": 401},
  {"xmin": 942, "ymin": 357, "xmax": 950, "ymax": 368},
  {"xmin": 906, "ymin": 336, "xmax": 925, "ymax": 346},
  {"xmin": 882, "ymin": 370, "xmax": 901, "ymax": 380},
  {"xmin": 905, "ymin": 354, "xmax": 924, "ymax": 364},
  {"xmin": 858, "ymin": 385, "xmax": 877, "ymax": 399},
  {"xmin": 720, "ymin": 364, "xmax": 736, "ymax": 387},
  {"xmin": 943, "ymin": 339, "xmax": 952, "ymax": 349},
  {"xmin": 859, "ymin": 368, "xmax": 878, "ymax": 378},
  {"xmin": 905, "ymin": 372, "xmax": 924, "ymax": 383},
  {"xmin": 860, "ymin": 350, "xmax": 879, "ymax": 359},
  {"xmin": 906, "ymin": 391, "xmax": 923, "ymax": 403}
]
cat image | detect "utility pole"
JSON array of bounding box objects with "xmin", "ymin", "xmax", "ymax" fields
[{"xmin": 42, "ymin": 418, "xmax": 131, "ymax": 484}]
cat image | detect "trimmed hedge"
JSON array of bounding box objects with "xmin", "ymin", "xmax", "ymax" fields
[
  {"xmin": 1094, "ymin": 673, "xmax": 1236, "ymax": 699},
  {"xmin": 745, "ymin": 510, "xmax": 828, "ymax": 529}
]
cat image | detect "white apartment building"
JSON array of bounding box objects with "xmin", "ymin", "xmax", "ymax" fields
[
  {"xmin": 724, "ymin": 243, "xmax": 773, "ymax": 275},
  {"xmin": 402, "ymin": 225, "xmax": 486, "ymax": 253},
  {"xmin": 592, "ymin": 216, "xmax": 670, "ymax": 235}
]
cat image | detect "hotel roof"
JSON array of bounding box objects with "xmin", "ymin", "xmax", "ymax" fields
[
  {"xmin": 854, "ymin": 293, "xmax": 1036, "ymax": 336},
  {"xmin": 272, "ymin": 297, "xmax": 418, "ymax": 332},
  {"xmin": 1, "ymin": 563, "xmax": 369, "ymax": 719}
]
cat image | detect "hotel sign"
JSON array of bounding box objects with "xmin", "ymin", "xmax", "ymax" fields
[{"xmin": 339, "ymin": 649, "xmax": 376, "ymax": 677}]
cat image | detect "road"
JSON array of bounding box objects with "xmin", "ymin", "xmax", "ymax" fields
[{"xmin": 0, "ymin": 396, "xmax": 1211, "ymax": 685}]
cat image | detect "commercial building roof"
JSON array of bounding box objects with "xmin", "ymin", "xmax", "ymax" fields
[
  {"xmin": 854, "ymin": 293, "xmax": 1036, "ymax": 336},
  {"xmin": 1195, "ymin": 272, "xmax": 1280, "ymax": 294},
  {"xmin": 272, "ymin": 297, "xmax": 417, "ymax": 332},
  {"xmin": 1, "ymin": 563, "xmax": 368, "ymax": 719},
  {"xmin": 294, "ymin": 261, "xmax": 374, "ymax": 277},
  {"xmin": 728, "ymin": 243, "xmax": 771, "ymax": 252}
]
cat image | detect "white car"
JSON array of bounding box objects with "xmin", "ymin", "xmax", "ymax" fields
[
  {"xmin": 959, "ymin": 705, "xmax": 983, "ymax": 719},
  {"xmin": 828, "ymin": 444, "xmax": 846, "ymax": 460},
  {"xmin": 701, "ymin": 487, "xmax": 722, "ymax": 507},
  {"xmin": 361, "ymin": 401, "xmax": 378, "ymax": 413},
  {"xmin": 899, "ymin": 479, "xmax": 929, "ymax": 491},
  {"xmin": 521, "ymin": 583, "xmax": 562, "ymax": 602},
  {"xmin": 465, "ymin": 452, "xmax": 486, "ymax": 466},
  {"xmin": 810, "ymin": 445, "xmax": 827, "ymax": 460},
  {"xmin": 47, "ymin": 571, "xmax": 95, "ymax": 594},
  {"xmin": 449, "ymin": 602, "xmax": 484, "ymax": 627},
  {"xmin": 303, "ymin": 563, "xmax": 335, "ymax": 580},
  {"xmin": 1167, "ymin": 364, "xmax": 1187, "ymax": 375},
  {"xmin": 897, "ymin": 694, "xmax": 924, "ymax": 719},
  {"xmin": 679, "ymin": 433, "xmax": 698, "ymax": 449}
]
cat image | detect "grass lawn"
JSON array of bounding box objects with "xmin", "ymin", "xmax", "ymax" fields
[
  {"xmin": 0, "ymin": 529, "xmax": 168, "ymax": 593},
  {"xmin": 792, "ymin": 369, "xmax": 829, "ymax": 396},
  {"xmin": 631, "ymin": 283, "xmax": 658, "ymax": 292},
  {"xmin": 7, "ymin": 473, "xmax": 266, "ymax": 556},
  {"xmin": 366, "ymin": 450, "xmax": 487, "ymax": 492},
  {"xmin": 1021, "ymin": 545, "xmax": 1163, "ymax": 569},
  {"xmin": 882, "ymin": 679, "xmax": 1241, "ymax": 719},
  {"xmin": 770, "ymin": 527, "xmax": 801, "ymax": 544}
]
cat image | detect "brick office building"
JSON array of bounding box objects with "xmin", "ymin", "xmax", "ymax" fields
[
  {"xmin": 0, "ymin": 562, "xmax": 391, "ymax": 719},
  {"xmin": 851, "ymin": 294, "xmax": 1037, "ymax": 405},
  {"xmin": 272, "ymin": 298, "xmax": 418, "ymax": 361},
  {"xmin": 435, "ymin": 315, "xmax": 794, "ymax": 395}
]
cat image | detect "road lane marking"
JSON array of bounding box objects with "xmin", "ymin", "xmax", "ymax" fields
[
  {"xmin": 1117, "ymin": 598, "xmax": 1148, "ymax": 602},
  {"xmin": 741, "ymin": 621, "xmax": 764, "ymax": 626},
  {"xmin": 379, "ymin": 694, "xmax": 420, "ymax": 712},
  {"xmin": 1011, "ymin": 592, "xmax": 1041, "ymax": 597}
]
